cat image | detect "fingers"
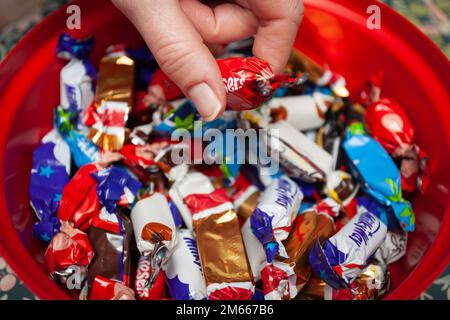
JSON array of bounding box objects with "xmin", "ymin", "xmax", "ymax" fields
[
  {"xmin": 112, "ymin": 0, "xmax": 225, "ymax": 121},
  {"xmin": 246, "ymin": 0, "xmax": 304, "ymax": 73},
  {"xmin": 179, "ymin": 0, "xmax": 258, "ymax": 44}
]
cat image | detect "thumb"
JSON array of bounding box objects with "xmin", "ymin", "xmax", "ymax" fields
[{"xmin": 112, "ymin": 0, "xmax": 226, "ymax": 121}]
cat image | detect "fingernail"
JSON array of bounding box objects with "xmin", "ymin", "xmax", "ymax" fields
[{"xmin": 187, "ymin": 83, "xmax": 222, "ymax": 122}]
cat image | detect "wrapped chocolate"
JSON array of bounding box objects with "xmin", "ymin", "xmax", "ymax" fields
[
  {"xmin": 148, "ymin": 57, "xmax": 307, "ymax": 112},
  {"xmin": 263, "ymin": 121, "xmax": 333, "ymax": 183},
  {"xmin": 219, "ymin": 57, "xmax": 307, "ymax": 111},
  {"xmin": 375, "ymin": 230, "xmax": 407, "ymax": 264},
  {"xmin": 294, "ymin": 275, "xmax": 326, "ymax": 300},
  {"xmin": 250, "ymin": 176, "xmax": 303, "ymax": 262},
  {"xmin": 164, "ymin": 229, "xmax": 207, "ymax": 300},
  {"xmin": 131, "ymin": 193, "xmax": 177, "ymax": 287},
  {"xmin": 30, "ymin": 130, "xmax": 71, "ymax": 242},
  {"xmin": 365, "ymin": 98, "xmax": 430, "ymax": 193},
  {"xmin": 261, "ymin": 206, "xmax": 335, "ymax": 300},
  {"xmin": 56, "ymin": 33, "xmax": 96, "ymax": 116},
  {"xmin": 241, "ymin": 219, "xmax": 267, "ymax": 282},
  {"xmin": 129, "ymin": 123, "xmax": 153, "ymax": 146},
  {"xmin": 310, "ymin": 197, "xmax": 388, "ymax": 289},
  {"xmin": 120, "ymin": 143, "xmax": 158, "ymax": 168},
  {"xmin": 91, "ymin": 166, "xmax": 142, "ymax": 213},
  {"xmin": 288, "ymin": 50, "xmax": 349, "ymax": 98},
  {"xmin": 45, "ymin": 221, "xmax": 94, "ymax": 284},
  {"xmin": 169, "ymin": 172, "xmax": 215, "ymax": 229},
  {"xmin": 90, "ymin": 276, "xmax": 135, "ymax": 300},
  {"xmin": 184, "ymin": 187, "xmax": 254, "ymax": 300},
  {"xmin": 55, "ymin": 106, "xmax": 100, "ymax": 168},
  {"xmin": 135, "ymin": 255, "xmax": 166, "ymax": 300},
  {"xmin": 154, "ymin": 144, "xmax": 189, "ymax": 182},
  {"xmin": 57, "ymin": 164, "xmax": 101, "ymax": 230},
  {"xmin": 266, "ymin": 90, "xmax": 334, "ymax": 131},
  {"xmin": 343, "ymin": 122, "xmax": 415, "ymax": 232},
  {"xmin": 87, "ymin": 211, "xmax": 133, "ymax": 292},
  {"xmin": 324, "ymin": 170, "xmax": 359, "ymax": 206},
  {"xmin": 324, "ymin": 261, "xmax": 390, "ymax": 300},
  {"xmin": 87, "ymin": 50, "xmax": 135, "ymax": 151}
]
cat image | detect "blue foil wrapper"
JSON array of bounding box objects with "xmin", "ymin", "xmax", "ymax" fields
[
  {"xmin": 55, "ymin": 106, "xmax": 100, "ymax": 167},
  {"xmin": 250, "ymin": 209, "xmax": 278, "ymax": 263},
  {"xmin": 57, "ymin": 33, "xmax": 97, "ymax": 116},
  {"xmin": 91, "ymin": 166, "xmax": 142, "ymax": 213},
  {"xmin": 169, "ymin": 199, "xmax": 184, "ymax": 228},
  {"xmin": 250, "ymin": 177, "xmax": 303, "ymax": 263},
  {"xmin": 343, "ymin": 123, "xmax": 415, "ymax": 232},
  {"xmin": 30, "ymin": 131, "xmax": 71, "ymax": 242},
  {"xmin": 57, "ymin": 33, "xmax": 95, "ymax": 61}
]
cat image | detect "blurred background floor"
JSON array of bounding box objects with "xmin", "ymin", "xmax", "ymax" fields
[{"xmin": 0, "ymin": 0, "xmax": 449, "ymax": 300}]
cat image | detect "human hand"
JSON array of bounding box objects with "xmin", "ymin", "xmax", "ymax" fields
[{"xmin": 112, "ymin": 0, "xmax": 303, "ymax": 121}]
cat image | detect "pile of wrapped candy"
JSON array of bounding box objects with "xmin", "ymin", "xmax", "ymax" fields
[{"xmin": 29, "ymin": 33, "xmax": 430, "ymax": 300}]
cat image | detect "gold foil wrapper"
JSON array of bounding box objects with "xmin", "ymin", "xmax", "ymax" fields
[
  {"xmin": 90, "ymin": 54, "xmax": 135, "ymax": 151},
  {"xmin": 95, "ymin": 55, "xmax": 135, "ymax": 108},
  {"xmin": 350, "ymin": 264, "xmax": 390, "ymax": 300},
  {"xmin": 193, "ymin": 209, "xmax": 253, "ymax": 287},
  {"xmin": 294, "ymin": 275, "xmax": 326, "ymax": 300},
  {"xmin": 235, "ymin": 190, "xmax": 260, "ymax": 221},
  {"xmin": 89, "ymin": 129, "xmax": 125, "ymax": 153},
  {"xmin": 281, "ymin": 211, "xmax": 335, "ymax": 294}
]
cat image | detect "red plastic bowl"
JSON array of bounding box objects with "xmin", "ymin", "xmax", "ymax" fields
[{"xmin": 0, "ymin": 0, "xmax": 449, "ymax": 300}]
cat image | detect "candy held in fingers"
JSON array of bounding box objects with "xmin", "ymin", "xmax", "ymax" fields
[{"xmin": 146, "ymin": 57, "xmax": 307, "ymax": 112}]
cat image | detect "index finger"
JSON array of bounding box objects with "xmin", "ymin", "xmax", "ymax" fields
[{"xmin": 245, "ymin": 0, "xmax": 304, "ymax": 73}]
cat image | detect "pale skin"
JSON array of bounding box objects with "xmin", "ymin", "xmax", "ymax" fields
[{"xmin": 112, "ymin": 0, "xmax": 304, "ymax": 121}]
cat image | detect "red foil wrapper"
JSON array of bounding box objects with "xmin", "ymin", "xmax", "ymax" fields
[
  {"xmin": 146, "ymin": 57, "xmax": 306, "ymax": 111},
  {"xmin": 134, "ymin": 256, "xmax": 166, "ymax": 300},
  {"xmin": 44, "ymin": 221, "xmax": 94, "ymax": 275},
  {"xmin": 365, "ymin": 98, "xmax": 430, "ymax": 193},
  {"xmin": 356, "ymin": 71, "xmax": 383, "ymax": 107},
  {"xmin": 57, "ymin": 164, "xmax": 101, "ymax": 230},
  {"xmin": 90, "ymin": 276, "xmax": 136, "ymax": 300}
]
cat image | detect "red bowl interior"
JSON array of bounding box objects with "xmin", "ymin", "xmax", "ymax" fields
[{"xmin": 0, "ymin": 0, "xmax": 449, "ymax": 300}]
